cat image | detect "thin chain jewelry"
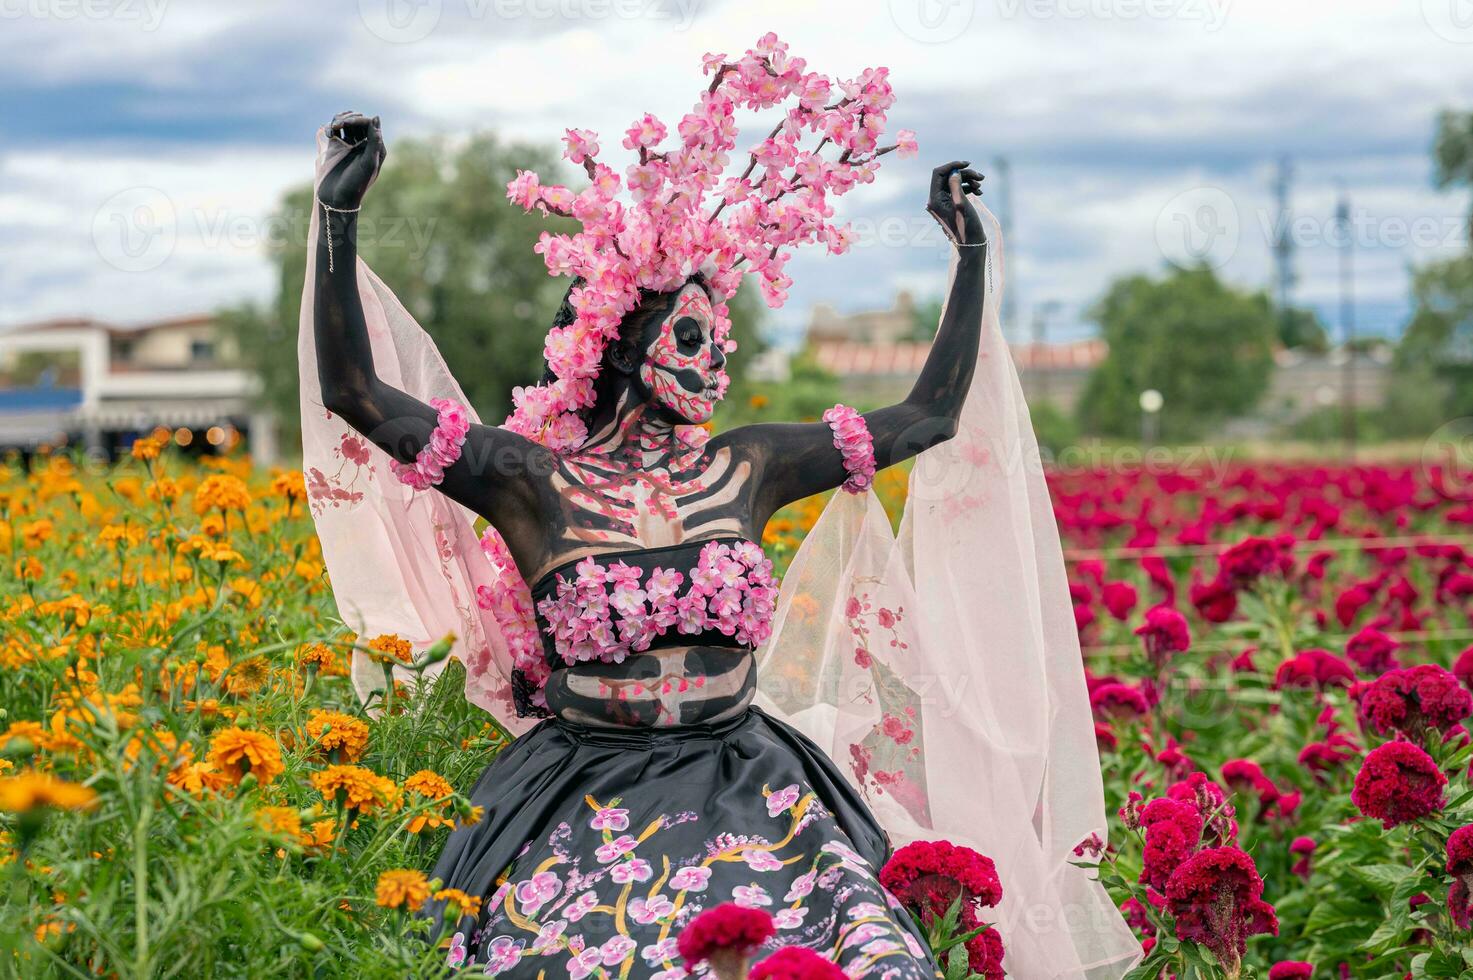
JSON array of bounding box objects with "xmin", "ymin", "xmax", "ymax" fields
[{"xmin": 318, "ymin": 199, "xmax": 361, "ymax": 273}]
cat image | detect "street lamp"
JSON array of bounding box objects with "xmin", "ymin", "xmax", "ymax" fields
[{"xmin": 1140, "ymin": 389, "xmax": 1164, "ymax": 445}]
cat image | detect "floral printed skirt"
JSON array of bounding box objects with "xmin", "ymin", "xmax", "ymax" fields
[{"xmin": 428, "ymin": 707, "xmax": 942, "ymax": 979}]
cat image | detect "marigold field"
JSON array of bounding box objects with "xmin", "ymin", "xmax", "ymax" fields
[{"xmin": 4, "ymin": 443, "xmax": 1473, "ymax": 979}]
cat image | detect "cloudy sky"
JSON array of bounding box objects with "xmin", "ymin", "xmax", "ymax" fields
[{"xmin": 3, "ymin": 0, "xmax": 1473, "ymax": 345}]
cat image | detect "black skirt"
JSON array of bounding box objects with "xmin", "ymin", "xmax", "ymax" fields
[{"xmin": 429, "ymin": 707, "xmax": 942, "ymax": 978}]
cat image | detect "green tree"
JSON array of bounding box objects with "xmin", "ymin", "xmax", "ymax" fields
[
  {"xmin": 1275, "ymin": 304, "xmax": 1329, "ymax": 352},
  {"xmin": 1434, "ymin": 108, "xmax": 1473, "ymax": 241},
  {"xmin": 1076, "ymin": 264, "xmax": 1277, "ymax": 440},
  {"xmin": 1388, "ymin": 253, "xmax": 1473, "ymax": 429},
  {"xmin": 224, "ymin": 133, "xmax": 763, "ymax": 446}
]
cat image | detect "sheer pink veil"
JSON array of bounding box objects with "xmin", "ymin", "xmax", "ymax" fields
[
  {"xmin": 298, "ymin": 128, "xmax": 535, "ymax": 735},
  {"xmin": 755, "ymin": 204, "xmax": 1142, "ymax": 979}
]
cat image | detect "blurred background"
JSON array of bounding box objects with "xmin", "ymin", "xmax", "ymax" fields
[{"xmin": 2, "ymin": 0, "xmax": 1472, "ymax": 466}]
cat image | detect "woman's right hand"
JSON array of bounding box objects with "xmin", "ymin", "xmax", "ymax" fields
[{"xmin": 319, "ymin": 111, "xmax": 387, "ymax": 210}]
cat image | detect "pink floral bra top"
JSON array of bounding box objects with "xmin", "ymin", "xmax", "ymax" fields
[{"xmin": 530, "ymin": 537, "xmax": 778, "ymax": 669}]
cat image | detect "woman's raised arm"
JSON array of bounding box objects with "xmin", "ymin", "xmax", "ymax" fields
[
  {"xmin": 735, "ymin": 161, "xmax": 989, "ymax": 527},
  {"xmin": 311, "ymin": 113, "xmax": 552, "ymax": 541}
]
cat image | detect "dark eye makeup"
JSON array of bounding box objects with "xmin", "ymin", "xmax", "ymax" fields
[{"xmin": 673, "ymin": 316, "xmax": 702, "ymax": 347}]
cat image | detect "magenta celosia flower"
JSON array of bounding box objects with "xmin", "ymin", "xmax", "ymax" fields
[
  {"xmin": 1102, "ymin": 580, "xmax": 1138, "ymax": 621},
  {"xmin": 1220, "ymin": 535, "xmax": 1279, "ymax": 587},
  {"xmin": 1273, "ymin": 649, "xmax": 1355, "ymax": 691},
  {"xmin": 1164, "ymin": 846, "xmax": 1278, "ymax": 973},
  {"xmin": 1090, "ymin": 682, "xmax": 1150, "ymax": 722},
  {"xmin": 879, "ymin": 840, "xmax": 1002, "ymax": 925},
  {"xmin": 676, "ymin": 902, "xmax": 774, "ymax": 970},
  {"xmin": 1135, "ymin": 605, "xmax": 1191, "ymax": 662},
  {"xmin": 1454, "ymin": 645, "xmax": 1473, "ymax": 693},
  {"xmin": 1190, "ymin": 574, "xmax": 1238, "ymax": 624},
  {"xmin": 1298, "ymin": 731, "xmax": 1360, "ymax": 778},
  {"xmin": 1139, "ymin": 798, "xmax": 1204, "ymax": 892},
  {"xmin": 1351, "ymin": 741, "xmax": 1447, "ymax": 828},
  {"xmin": 1356, "ymin": 664, "xmax": 1473, "ymax": 739},
  {"xmin": 747, "ymin": 946, "xmax": 846, "ymax": 979},
  {"xmin": 1345, "ymin": 626, "xmax": 1401, "ymax": 675},
  {"xmin": 1289, "ymin": 836, "xmax": 1316, "ymax": 879},
  {"xmin": 1221, "ymin": 759, "xmax": 1281, "ymax": 808},
  {"xmin": 1268, "ymin": 962, "xmax": 1314, "ymax": 980}
]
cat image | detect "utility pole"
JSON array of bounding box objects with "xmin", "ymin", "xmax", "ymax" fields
[
  {"xmin": 1270, "ymin": 155, "xmax": 1296, "ymax": 338},
  {"xmin": 1335, "ymin": 183, "xmax": 1357, "ymax": 457},
  {"xmin": 992, "ymin": 156, "xmax": 1016, "ymax": 344},
  {"xmin": 1031, "ymin": 300, "xmax": 1061, "ymax": 403}
]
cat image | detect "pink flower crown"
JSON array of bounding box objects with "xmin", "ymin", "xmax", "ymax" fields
[{"xmin": 503, "ymin": 32, "xmax": 917, "ymax": 452}]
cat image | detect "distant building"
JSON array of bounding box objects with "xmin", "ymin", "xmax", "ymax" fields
[
  {"xmin": 0, "ymin": 315, "xmax": 276, "ymax": 461},
  {"xmin": 804, "ymin": 293, "xmax": 1106, "ymax": 411}
]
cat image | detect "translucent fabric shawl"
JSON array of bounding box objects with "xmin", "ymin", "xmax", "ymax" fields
[{"xmin": 299, "ymin": 131, "xmax": 1141, "ymax": 978}]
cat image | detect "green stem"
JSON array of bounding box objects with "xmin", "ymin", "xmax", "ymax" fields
[{"xmin": 134, "ymin": 796, "xmax": 154, "ymax": 974}]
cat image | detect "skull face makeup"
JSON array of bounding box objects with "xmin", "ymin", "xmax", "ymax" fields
[{"xmin": 638, "ymin": 282, "xmax": 729, "ymax": 424}]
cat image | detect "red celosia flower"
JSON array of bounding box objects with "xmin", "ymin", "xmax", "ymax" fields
[
  {"xmin": 1268, "ymin": 962, "xmax": 1314, "ymax": 980},
  {"xmin": 1102, "ymin": 580, "xmax": 1138, "ymax": 621},
  {"xmin": 1334, "ymin": 583, "xmax": 1375, "ymax": 627},
  {"xmin": 1164, "ymin": 846, "xmax": 1278, "ymax": 973},
  {"xmin": 1190, "ymin": 574, "xmax": 1238, "ymax": 624},
  {"xmin": 1095, "ymin": 722, "xmax": 1118, "ymax": 753},
  {"xmin": 1220, "ymin": 536, "xmax": 1279, "ymax": 586},
  {"xmin": 1221, "ymin": 759, "xmax": 1280, "ymax": 808},
  {"xmin": 1454, "ymin": 645, "xmax": 1473, "ymax": 692},
  {"xmin": 748, "ymin": 946, "xmax": 846, "ymax": 979},
  {"xmin": 1446, "ymin": 829, "xmax": 1473, "ymax": 931},
  {"xmin": 1139, "ymin": 798, "xmax": 1204, "ymax": 892},
  {"xmin": 1357, "ymin": 664, "xmax": 1473, "ymax": 739},
  {"xmin": 1298, "ymin": 731, "xmax": 1360, "ymax": 777},
  {"xmin": 676, "ymin": 903, "xmax": 774, "ymax": 969},
  {"xmin": 1135, "ymin": 605, "xmax": 1191, "ymax": 662},
  {"xmin": 1289, "ymin": 835, "xmax": 1316, "ymax": 879},
  {"xmin": 964, "ymin": 926, "xmax": 1005, "ymax": 979},
  {"xmin": 1448, "ymin": 825, "xmax": 1473, "ymax": 876},
  {"xmin": 1090, "ymin": 682, "xmax": 1150, "ymax": 722},
  {"xmin": 1345, "ymin": 626, "xmax": 1401, "ymax": 675},
  {"xmin": 879, "ymin": 840, "xmax": 1002, "ymax": 926},
  {"xmin": 1351, "ymin": 741, "xmax": 1447, "ymax": 828},
  {"xmin": 1274, "ymin": 649, "xmax": 1355, "ymax": 691}
]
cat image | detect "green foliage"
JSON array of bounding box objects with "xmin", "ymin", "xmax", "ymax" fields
[
  {"xmin": 1391, "ymin": 253, "xmax": 1473, "ymax": 427},
  {"xmin": 1434, "ymin": 108, "xmax": 1473, "ymax": 241},
  {"xmin": 1027, "ymin": 400, "xmax": 1077, "ymax": 457},
  {"xmin": 222, "ymin": 134, "xmax": 574, "ymax": 443},
  {"xmin": 715, "ymin": 346, "xmax": 843, "ymax": 429},
  {"xmin": 1076, "ymin": 264, "xmax": 1278, "ymax": 440},
  {"xmin": 1275, "ymin": 305, "xmax": 1329, "ymax": 353}
]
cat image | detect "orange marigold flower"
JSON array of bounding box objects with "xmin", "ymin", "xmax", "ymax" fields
[
  {"xmin": 206, "ymin": 727, "xmax": 284, "ymax": 785},
  {"xmin": 167, "ymin": 760, "xmax": 230, "ymax": 797},
  {"xmin": 0, "ymin": 721, "xmax": 48, "ymax": 753},
  {"xmin": 311, "ymin": 764, "xmax": 399, "ymax": 813},
  {"xmin": 404, "ymin": 769, "xmax": 453, "ymax": 800},
  {"xmin": 366, "ymin": 633, "xmax": 413, "ymax": 664},
  {"xmin": 193, "ymin": 474, "xmax": 251, "ymax": 514},
  {"xmin": 432, "ymin": 888, "xmax": 481, "ymax": 920},
  {"xmin": 14, "ymin": 557, "xmax": 43, "ymax": 581},
  {"xmin": 271, "ymin": 470, "xmax": 307, "ymax": 503},
  {"xmin": 0, "ymin": 771, "xmax": 97, "ymax": 812},
  {"xmin": 305, "ymin": 710, "xmax": 370, "ymax": 762},
  {"xmin": 297, "ymin": 643, "xmax": 348, "ymax": 677},
  {"xmin": 130, "ymin": 435, "xmax": 164, "ymax": 461},
  {"xmin": 255, "ymin": 806, "xmax": 304, "ymax": 841},
  {"xmin": 375, "ymin": 869, "xmax": 430, "ymax": 911},
  {"xmin": 21, "ymin": 519, "xmax": 53, "ymax": 548}
]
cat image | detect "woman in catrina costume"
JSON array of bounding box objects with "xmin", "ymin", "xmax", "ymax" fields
[{"xmin": 299, "ymin": 33, "xmax": 1139, "ymax": 980}]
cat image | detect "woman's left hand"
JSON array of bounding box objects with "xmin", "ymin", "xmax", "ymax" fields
[{"xmin": 925, "ymin": 161, "xmax": 986, "ymax": 249}]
